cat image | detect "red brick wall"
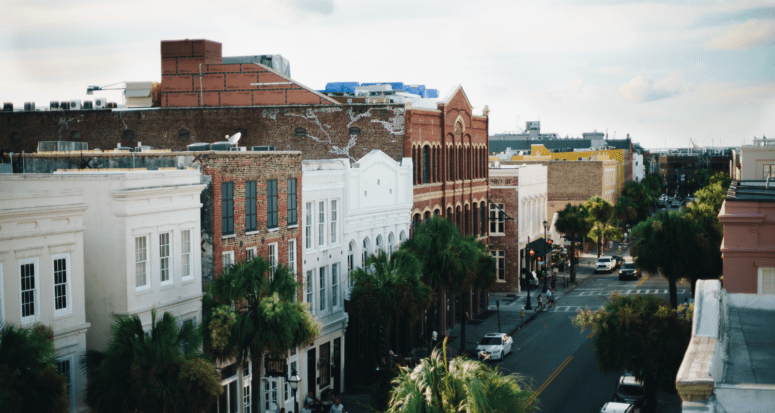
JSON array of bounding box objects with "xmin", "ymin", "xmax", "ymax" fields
[{"xmin": 488, "ymin": 183, "xmax": 520, "ymax": 293}]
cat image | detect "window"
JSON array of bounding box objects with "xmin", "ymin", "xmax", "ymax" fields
[
  {"xmin": 759, "ymin": 268, "xmax": 775, "ymax": 295},
  {"xmin": 348, "ymin": 127, "xmax": 361, "ymax": 135},
  {"xmin": 764, "ymin": 165, "xmax": 775, "ymax": 179},
  {"xmin": 246, "ymin": 247, "xmax": 257, "ymax": 262},
  {"xmin": 330, "ymin": 200, "xmax": 338, "ymax": 244},
  {"xmin": 294, "ymin": 127, "xmax": 306, "ymax": 136},
  {"xmin": 178, "ymin": 129, "xmax": 190, "ymax": 139},
  {"xmin": 56, "ymin": 357, "xmax": 74, "ymax": 411},
  {"xmin": 222, "ymin": 251, "xmax": 234, "ymax": 269},
  {"xmin": 222, "ymin": 182, "xmax": 234, "ymax": 236},
  {"xmin": 362, "ymin": 238, "xmax": 370, "ymax": 267},
  {"xmin": 135, "ymin": 236, "xmax": 148, "ymax": 289},
  {"xmin": 160, "ymin": 232, "xmax": 172, "ymax": 284},
  {"xmin": 490, "ymin": 203, "xmax": 505, "ymax": 234},
  {"xmin": 480, "ymin": 201, "xmax": 487, "ymax": 236},
  {"xmin": 267, "ymin": 179, "xmax": 278, "ymax": 229},
  {"xmin": 388, "ymin": 233, "xmax": 395, "ymax": 258},
  {"xmin": 318, "ymin": 201, "xmax": 326, "ymax": 247},
  {"xmin": 422, "ymin": 146, "xmax": 430, "ymax": 184},
  {"xmin": 243, "ymin": 362, "xmax": 252, "ymax": 412},
  {"xmin": 376, "ymin": 235, "xmax": 383, "ymax": 255},
  {"xmin": 306, "ymin": 271, "xmax": 315, "ymax": 314},
  {"xmin": 492, "ymin": 251, "xmax": 505, "ymax": 282},
  {"xmin": 20, "ymin": 258, "xmax": 39, "ymax": 322},
  {"xmin": 287, "ymin": 178, "xmax": 298, "ymax": 226},
  {"xmin": 319, "ymin": 267, "xmax": 327, "ymax": 312},
  {"xmin": 53, "ymin": 253, "xmax": 71, "ymax": 315},
  {"xmin": 305, "ymin": 202, "xmax": 313, "ymax": 250},
  {"xmin": 288, "ymin": 239, "xmax": 297, "ymax": 276},
  {"xmin": 181, "ymin": 230, "xmax": 193, "ymax": 279},
  {"xmin": 319, "ymin": 342, "xmax": 331, "ymax": 388},
  {"xmin": 246, "ymin": 181, "xmax": 257, "ymax": 232},
  {"xmin": 331, "ymin": 263, "xmax": 339, "ymax": 308},
  {"xmin": 399, "ymin": 231, "xmax": 405, "ymax": 243},
  {"xmin": 348, "ymin": 241, "xmax": 355, "ymax": 287},
  {"xmin": 473, "ymin": 204, "xmax": 479, "ymax": 236},
  {"xmin": 268, "ymin": 243, "xmax": 278, "ymax": 273}
]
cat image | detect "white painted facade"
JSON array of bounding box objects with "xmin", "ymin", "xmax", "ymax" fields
[
  {"xmin": 0, "ymin": 185, "xmax": 90, "ymax": 412},
  {"xmin": 633, "ymin": 152, "xmax": 644, "ymax": 182},
  {"xmin": 738, "ymin": 139, "xmax": 775, "ymax": 180},
  {"xmin": 516, "ymin": 164, "xmax": 548, "ymax": 247},
  {"xmin": 1, "ymin": 171, "xmax": 206, "ymax": 353}
]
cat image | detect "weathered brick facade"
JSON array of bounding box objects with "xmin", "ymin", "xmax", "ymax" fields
[{"xmin": 488, "ymin": 174, "xmax": 520, "ymax": 293}]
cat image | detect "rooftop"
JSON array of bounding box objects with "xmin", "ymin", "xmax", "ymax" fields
[
  {"xmin": 724, "ymin": 307, "xmax": 775, "ymax": 384},
  {"xmin": 726, "ymin": 180, "xmax": 775, "ymax": 202}
]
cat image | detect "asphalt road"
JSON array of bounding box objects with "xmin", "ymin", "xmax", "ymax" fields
[{"xmin": 491, "ymin": 266, "xmax": 691, "ymax": 413}]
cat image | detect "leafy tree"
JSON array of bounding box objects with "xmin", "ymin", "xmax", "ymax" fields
[
  {"xmin": 613, "ymin": 195, "xmax": 638, "ymax": 227},
  {"xmin": 349, "ymin": 250, "xmax": 432, "ymax": 365},
  {"xmin": 208, "ymin": 256, "xmax": 320, "ymax": 413},
  {"xmin": 385, "ymin": 339, "xmax": 536, "ymax": 413},
  {"xmin": 574, "ymin": 293, "xmax": 691, "ymax": 413},
  {"xmin": 583, "ymin": 197, "xmax": 619, "ymax": 258},
  {"xmin": 555, "ymin": 203, "xmax": 592, "ymax": 282},
  {"xmin": 620, "ymin": 180, "xmax": 656, "ymax": 222},
  {"xmin": 456, "ymin": 236, "xmax": 496, "ymax": 355},
  {"xmin": 83, "ymin": 310, "xmax": 221, "ymax": 413},
  {"xmin": 401, "ymin": 216, "xmax": 471, "ymax": 342},
  {"xmin": 631, "ymin": 211, "xmax": 701, "ymax": 308},
  {"xmin": 0, "ymin": 323, "xmax": 68, "ymax": 413}
]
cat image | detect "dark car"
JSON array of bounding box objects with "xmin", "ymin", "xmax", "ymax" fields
[
  {"xmin": 618, "ymin": 262, "xmax": 640, "ymax": 280},
  {"xmin": 614, "ymin": 376, "xmax": 645, "ymax": 407}
]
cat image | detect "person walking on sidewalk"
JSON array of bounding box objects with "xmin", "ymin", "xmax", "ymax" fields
[
  {"xmin": 536, "ymin": 294, "xmax": 545, "ymax": 312},
  {"xmin": 547, "ymin": 288, "xmax": 555, "ymax": 309}
]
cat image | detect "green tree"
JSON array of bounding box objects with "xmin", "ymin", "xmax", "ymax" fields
[
  {"xmin": 456, "ymin": 236, "xmax": 496, "ymax": 355},
  {"xmin": 349, "ymin": 250, "xmax": 432, "ymax": 364},
  {"xmin": 555, "ymin": 203, "xmax": 593, "ymax": 282},
  {"xmin": 613, "ymin": 195, "xmax": 638, "ymax": 227},
  {"xmin": 0, "ymin": 323, "xmax": 68, "ymax": 413},
  {"xmin": 620, "ymin": 180, "xmax": 655, "ymax": 222},
  {"xmin": 631, "ymin": 211, "xmax": 701, "ymax": 308},
  {"xmin": 83, "ymin": 311, "xmax": 222, "ymax": 413},
  {"xmin": 583, "ymin": 197, "xmax": 618, "ymax": 258},
  {"xmin": 401, "ymin": 216, "xmax": 471, "ymax": 342},
  {"xmin": 208, "ymin": 256, "xmax": 320, "ymax": 413},
  {"xmin": 574, "ymin": 293, "xmax": 691, "ymax": 413},
  {"xmin": 641, "ymin": 174, "xmax": 663, "ymax": 199},
  {"xmin": 385, "ymin": 339, "xmax": 536, "ymax": 413}
]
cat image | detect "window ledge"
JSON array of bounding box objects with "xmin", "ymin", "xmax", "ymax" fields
[
  {"xmin": 245, "ymin": 230, "xmax": 260, "ymax": 236},
  {"xmin": 490, "ymin": 233, "xmax": 505, "ymax": 237},
  {"xmin": 495, "ymin": 279, "xmax": 507, "ymax": 283},
  {"xmin": 53, "ymin": 310, "xmax": 73, "ymax": 319},
  {"xmin": 181, "ymin": 277, "xmax": 196, "ymax": 285},
  {"xmin": 267, "ymin": 227, "xmax": 280, "ymax": 233},
  {"xmin": 287, "ymin": 224, "xmax": 299, "ymax": 229},
  {"xmin": 222, "ymin": 234, "xmax": 236, "ymax": 240},
  {"xmin": 160, "ymin": 282, "xmax": 175, "ymax": 291},
  {"xmin": 135, "ymin": 286, "xmax": 152, "ymax": 296}
]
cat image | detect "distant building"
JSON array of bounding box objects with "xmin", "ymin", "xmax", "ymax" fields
[
  {"xmin": 490, "ymin": 121, "xmax": 559, "ymax": 141},
  {"xmin": 320, "ymin": 82, "xmax": 439, "ymax": 104},
  {"xmin": 658, "ymin": 149, "xmax": 733, "ymax": 197},
  {"xmin": 676, "ymin": 280, "xmax": 775, "ymax": 412},
  {"xmin": 731, "ymin": 136, "xmax": 775, "ymax": 180},
  {"xmin": 633, "ymin": 152, "xmax": 644, "ymax": 182}
]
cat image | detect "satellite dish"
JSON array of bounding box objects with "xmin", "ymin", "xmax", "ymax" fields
[{"xmin": 227, "ymin": 132, "xmax": 242, "ymax": 145}]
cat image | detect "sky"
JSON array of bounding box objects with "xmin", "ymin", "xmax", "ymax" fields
[{"xmin": 2, "ymin": 0, "xmax": 774, "ymax": 149}]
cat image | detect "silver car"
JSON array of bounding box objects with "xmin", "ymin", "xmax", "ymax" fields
[{"xmin": 476, "ymin": 333, "xmax": 513, "ymax": 361}]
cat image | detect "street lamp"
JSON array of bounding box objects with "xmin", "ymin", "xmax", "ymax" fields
[
  {"xmin": 543, "ymin": 220, "xmax": 548, "ymax": 292},
  {"xmin": 525, "ymin": 244, "xmax": 533, "ymax": 310},
  {"xmin": 288, "ymin": 369, "xmax": 301, "ymax": 413}
]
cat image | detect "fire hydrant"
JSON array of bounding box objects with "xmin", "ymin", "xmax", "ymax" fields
[{"xmin": 521, "ymin": 306, "xmax": 525, "ymax": 318}]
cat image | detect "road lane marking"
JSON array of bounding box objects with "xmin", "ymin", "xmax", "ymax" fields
[
  {"xmin": 587, "ymin": 330, "xmax": 596, "ymax": 339},
  {"xmin": 530, "ymin": 356, "xmax": 574, "ymax": 403},
  {"xmin": 637, "ymin": 274, "xmax": 649, "ymax": 286}
]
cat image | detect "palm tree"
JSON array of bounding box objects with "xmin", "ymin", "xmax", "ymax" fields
[
  {"xmin": 0, "ymin": 323, "xmax": 68, "ymax": 413},
  {"xmin": 401, "ymin": 216, "xmax": 471, "ymax": 343},
  {"xmin": 555, "ymin": 203, "xmax": 592, "ymax": 282},
  {"xmin": 457, "ymin": 236, "xmax": 496, "ymax": 355},
  {"xmin": 613, "ymin": 195, "xmax": 638, "ymax": 227},
  {"xmin": 583, "ymin": 197, "xmax": 618, "ymax": 258},
  {"xmin": 349, "ymin": 250, "xmax": 432, "ymax": 366},
  {"xmin": 83, "ymin": 310, "xmax": 222, "ymax": 413},
  {"xmin": 385, "ymin": 339, "xmax": 536, "ymax": 413},
  {"xmin": 208, "ymin": 256, "xmax": 320, "ymax": 413}
]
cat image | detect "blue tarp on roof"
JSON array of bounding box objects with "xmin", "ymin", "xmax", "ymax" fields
[{"xmin": 424, "ymin": 89, "xmax": 439, "ymax": 98}]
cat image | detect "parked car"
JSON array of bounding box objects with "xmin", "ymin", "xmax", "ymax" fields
[
  {"xmin": 476, "ymin": 333, "xmax": 513, "ymax": 361},
  {"xmin": 618, "ymin": 262, "xmax": 640, "ymax": 280},
  {"xmin": 600, "ymin": 401, "xmax": 639, "ymax": 413},
  {"xmin": 614, "ymin": 376, "xmax": 645, "ymax": 407},
  {"xmin": 595, "ymin": 256, "xmax": 615, "ymax": 273}
]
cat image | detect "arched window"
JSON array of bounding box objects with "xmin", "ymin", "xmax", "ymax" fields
[
  {"xmin": 362, "ymin": 238, "xmax": 370, "ymax": 267},
  {"xmin": 413, "ymin": 213, "xmax": 421, "ymax": 233},
  {"xmin": 388, "ymin": 233, "xmax": 395, "ymax": 257},
  {"xmin": 294, "ymin": 127, "xmax": 306, "ymax": 136},
  {"xmin": 473, "ymin": 203, "xmax": 478, "ymax": 236},
  {"xmin": 178, "ymin": 129, "xmax": 190, "ymax": 139},
  {"xmin": 399, "ymin": 230, "xmax": 406, "ymax": 243},
  {"xmin": 480, "ymin": 201, "xmax": 487, "ymax": 236},
  {"xmin": 422, "ymin": 145, "xmax": 430, "ymax": 184},
  {"xmin": 412, "ymin": 147, "xmax": 418, "ymax": 185},
  {"xmin": 464, "ymin": 204, "xmax": 470, "ymax": 236},
  {"xmin": 423, "ymin": 211, "xmax": 431, "ymax": 223},
  {"xmin": 456, "ymin": 206, "xmax": 461, "ymax": 229},
  {"xmin": 448, "ymin": 147, "xmax": 454, "ymax": 181},
  {"xmin": 434, "ymin": 209, "xmax": 440, "ymax": 217},
  {"xmin": 376, "ymin": 235, "xmax": 383, "ymax": 255},
  {"xmin": 446, "ymin": 207, "xmax": 453, "ymax": 220},
  {"xmin": 458, "ymin": 146, "xmax": 464, "ymax": 181}
]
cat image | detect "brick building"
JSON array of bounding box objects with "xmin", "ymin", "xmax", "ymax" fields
[{"xmin": 658, "ymin": 150, "xmax": 732, "ymax": 197}]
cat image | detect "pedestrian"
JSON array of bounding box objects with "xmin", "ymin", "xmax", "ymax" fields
[
  {"xmin": 330, "ymin": 397, "xmax": 345, "ymax": 413},
  {"xmin": 546, "ymin": 288, "xmax": 554, "ymax": 309},
  {"xmin": 536, "ymin": 294, "xmax": 544, "ymax": 312}
]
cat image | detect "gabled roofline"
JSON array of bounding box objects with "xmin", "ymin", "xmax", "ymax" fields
[{"xmin": 245, "ymin": 62, "xmax": 340, "ymax": 105}]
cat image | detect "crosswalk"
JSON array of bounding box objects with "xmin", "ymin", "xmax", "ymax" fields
[
  {"xmin": 573, "ymin": 289, "xmax": 686, "ymax": 296},
  {"xmin": 546, "ymin": 306, "xmax": 604, "ymax": 313}
]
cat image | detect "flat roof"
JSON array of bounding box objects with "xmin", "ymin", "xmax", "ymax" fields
[
  {"xmin": 726, "ymin": 180, "xmax": 775, "ymax": 202},
  {"xmin": 724, "ymin": 307, "xmax": 775, "ymax": 384}
]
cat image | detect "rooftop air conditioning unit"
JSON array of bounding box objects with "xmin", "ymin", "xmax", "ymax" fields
[
  {"xmin": 50, "ymin": 101, "xmax": 60, "ymax": 110},
  {"xmin": 211, "ymin": 142, "xmax": 232, "ymax": 151},
  {"xmin": 187, "ymin": 143, "xmax": 211, "ymax": 151},
  {"xmin": 82, "ymin": 101, "xmax": 93, "ymax": 109},
  {"xmin": 60, "ymin": 101, "xmax": 69, "ymax": 110},
  {"xmin": 252, "ymin": 146, "xmax": 276, "ymax": 151},
  {"xmin": 69, "ymin": 100, "xmax": 82, "ymax": 110},
  {"xmin": 24, "ymin": 102, "xmax": 35, "ymax": 111},
  {"xmin": 94, "ymin": 98, "xmax": 107, "ymax": 109},
  {"xmin": 3, "ymin": 102, "xmax": 13, "ymax": 111}
]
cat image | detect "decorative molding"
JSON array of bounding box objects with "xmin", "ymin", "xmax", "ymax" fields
[
  {"xmin": 14, "ymin": 246, "xmax": 43, "ymax": 259},
  {"xmin": 48, "ymin": 243, "xmax": 76, "ymax": 254}
]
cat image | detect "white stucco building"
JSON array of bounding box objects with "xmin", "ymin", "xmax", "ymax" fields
[
  {"xmin": 1, "ymin": 170, "xmax": 206, "ymax": 352},
  {"xmin": 633, "ymin": 152, "xmax": 644, "ymax": 182},
  {"xmin": 731, "ymin": 137, "xmax": 775, "ymax": 180},
  {"xmin": 0, "ymin": 184, "xmax": 90, "ymax": 412}
]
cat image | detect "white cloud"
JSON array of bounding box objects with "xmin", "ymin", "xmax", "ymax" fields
[
  {"xmin": 619, "ymin": 71, "xmax": 686, "ymax": 103},
  {"xmin": 706, "ymin": 19, "xmax": 775, "ymax": 50}
]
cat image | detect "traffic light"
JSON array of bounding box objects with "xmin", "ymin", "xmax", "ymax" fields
[
  {"xmin": 537, "ymin": 256, "xmax": 542, "ymax": 262},
  {"xmin": 529, "ymin": 249, "xmax": 535, "ymax": 257},
  {"xmin": 548, "ymin": 239, "xmax": 553, "ymax": 246}
]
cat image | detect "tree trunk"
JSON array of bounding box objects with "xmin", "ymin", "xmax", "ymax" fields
[
  {"xmin": 459, "ymin": 291, "xmax": 467, "ymax": 356},
  {"xmin": 252, "ymin": 353, "xmax": 261, "ymax": 413},
  {"xmin": 668, "ymin": 277, "xmax": 678, "ymax": 309},
  {"xmin": 597, "ymin": 226, "xmax": 602, "ymax": 258},
  {"xmin": 569, "ymin": 240, "xmax": 577, "ymax": 283},
  {"xmin": 644, "ymin": 372, "xmax": 658, "ymax": 413}
]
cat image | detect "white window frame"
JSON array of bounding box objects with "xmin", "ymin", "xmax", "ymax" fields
[
  {"xmin": 180, "ymin": 229, "xmax": 193, "ymax": 281},
  {"xmin": 492, "ymin": 250, "xmax": 506, "ymax": 282},
  {"xmin": 490, "ymin": 203, "xmax": 505, "ymax": 235},
  {"xmin": 362, "ymin": 238, "xmax": 370, "ymax": 267},
  {"xmin": 758, "ymin": 267, "xmax": 775, "ymax": 295},
  {"xmin": 388, "ymin": 232, "xmax": 395, "ymax": 258},
  {"xmin": 306, "ymin": 270, "xmax": 315, "ymax": 315},
  {"xmin": 348, "ymin": 241, "xmax": 355, "ymax": 288},
  {"xmin": 52, "ymin": 253, "xmax": 72, "ymax": 316},
  {"xmin": 268, "ymin": 243, "xmax": 278, "ymax": 280},
  {"xmin": 330, "ymin": 199, "xmax": 338, "ymax": 245},
  {"xmin": 56, "ymin": 355, "xmax": 76, "ymax": 412},
  {"xmin": 19, "ymin": 257, "xmax": 40, "ymax": 325},
  {"xmin": 243, "ymin": 360, "xmax": 252, "ymax": 412},
  {"xmin": 159, "ymin": 232, "xmax": 173, "ymax": 285},
  {"xmin": 376, "ymin": 235, "xmax": 383, "ymax": 256},
  {"xmin": 331, "ymin": 262, "xmax": 339, "ymax": 310},
  {"xmin": 305, "ymin": 202, "xmax": 313, "ymax": 250},
  {"xmin": 318, "ymin": 201, "xmax": 326, "ymax": 248},
  {"xmin": 222, "ymin": 251, "xmax": 235, "ymax": 269},
  {"xmin": 246, "ymin": 246, "xmax": 257, "ymax": 262},
  {"xmin": 319, "ymin": 266, "xmax": 327, "ymax": 313},
  {"xmin": 135, "ymin": 235, "xmax": 150, "ymax": 290},
  {"xmin": 287, "ymin": 239, "xmax": 296, "ymax": 276}
]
